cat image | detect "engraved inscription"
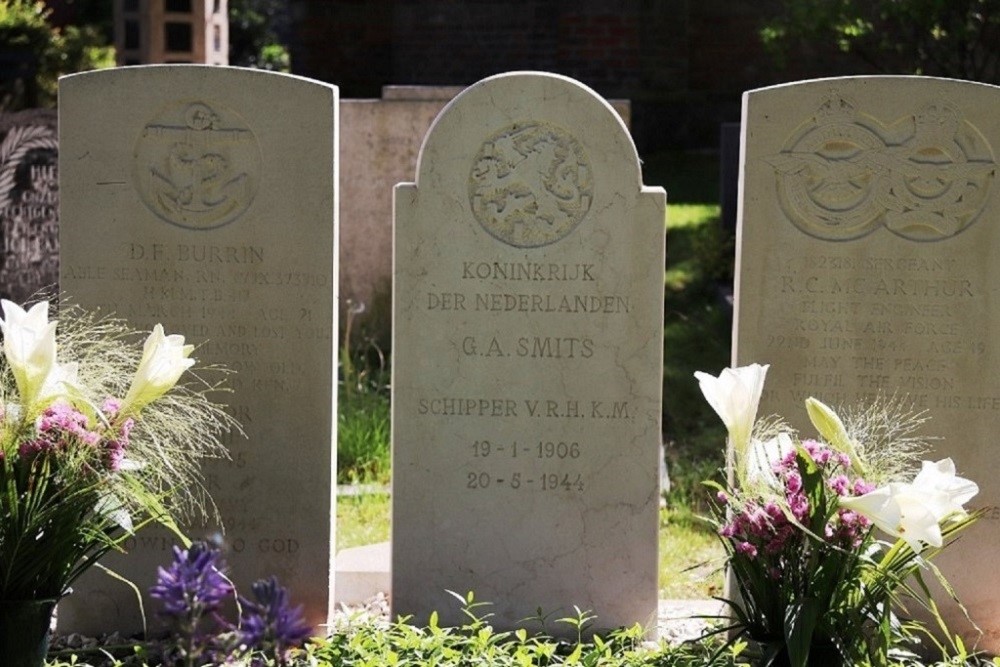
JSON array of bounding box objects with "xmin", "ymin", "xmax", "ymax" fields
[
  {"xmin": 760, "ymin": 252, "xmax": 997, "ymax": 413},
  {"xmin": 767, "ymin": 95, "xmax": 996, "ymax": 241},
  {"xmin": 0, "ymin": 122, "xmax": 59, "ymax": 302},
  {"xmin": 469, "ymin": 122, "xmax": 593, "ymax": 248},
  {"xmin": 133, "ymin": 101, "xmax": 261, "ymax": 230}
]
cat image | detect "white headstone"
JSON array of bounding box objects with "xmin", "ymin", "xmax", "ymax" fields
[
  {"xmin": 392, "ymin": 71, "xmax": 665, "ymax": 636},
  {"xmin": 58, "ymin": 65, "xmax": 338, "ymax": 635},
  {"xmin": 735, "ymin": 76, "xmax": 1000, "ymax": 650}
]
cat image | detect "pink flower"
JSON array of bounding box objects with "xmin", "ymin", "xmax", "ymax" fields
[
  {"xmin": 764, "ymin": 501, "xmax": 784, "ymax": 521},
  {"xmin": 853, "ymin": 479, "xmax": 876, "ymax": 496},
  {"xmin": 786, "ymin": 471, "xmax": 802, "ymax": 494},
  {"xmin": 736, "ymin": 541, "xmax": 758, "ymax": 558},
  {"xmin": 102, "ymin": 397, "xmax": 123, "ymax": 416},
  {"xmin": 789, "ymin": 493, "xmax": 810, "ymax": 521},
  {"xmin": 829, "ymin": 474, "xmax": 850, "ymax": 496}
]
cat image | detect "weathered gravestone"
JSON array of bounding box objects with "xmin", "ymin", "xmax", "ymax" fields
[
  {"xmin": 0, "ymin": 109, "xmax": 58, "ymax": 302},
  {"xmin": 734, "ymin": 76, "xmax": 1000, "ymax": 650},
  {"xmin": 58, "ymin": 66, "xmax": 338, "ymax": 635},
  {"xmin": 392, "ymin": 72, "xmax": 665, "ymax": 635}
]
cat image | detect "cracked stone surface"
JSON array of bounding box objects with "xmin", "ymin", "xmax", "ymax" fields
[
  {"xmin": 392, "ymin": 72, "xmax": 666, "ymax": 638},
  {"xmin": 735, "ymin": 76, "xmax": 1000, "ymax": 653}
]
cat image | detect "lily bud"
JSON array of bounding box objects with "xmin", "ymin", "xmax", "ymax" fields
[
  {"xmin": 0, "ymin": 300, "xmax": 58, "ymax": 407},
  {"xmin": 121, "ymin": 324, "xmax": 195, "ymax": 414}
]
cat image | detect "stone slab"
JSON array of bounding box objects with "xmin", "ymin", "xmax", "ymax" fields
[
  {"xmin": 392, "ymin": 72, "xmax": 664, "ymax": 636},
  {"xmin": 335, "ymin": 541, "xmax": 390, "ymax": 605},
  {"xmin": 57, "ymin": 65, "xmax": 337, "ymax": 635},
  {"xmin": 735, "ymin": 76, "xmax": 1000, "ymax": 651}
]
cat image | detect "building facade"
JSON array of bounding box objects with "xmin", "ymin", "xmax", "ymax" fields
[{"xmin": 115, "ymin": 0, "xmax": 228, "ymax": 66}]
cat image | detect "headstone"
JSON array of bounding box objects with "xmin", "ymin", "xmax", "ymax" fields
[
  {"xmin": 734, "ymin": 76, "xmax": 1000, "ymax": 650},
  {"xmin": 392, "ymin": 72, "xmax": 665, "ymax": 636},
  {"xmin": 58, "ymin": 66, "xmax": 338, "ymax": 635},
  {"xmin": 340, "ymin": 86, "xmax": 631, "ymax": 338},
  {"xmin": 0, "ymin": 109, "xmax": 58, "ymax": 302}
]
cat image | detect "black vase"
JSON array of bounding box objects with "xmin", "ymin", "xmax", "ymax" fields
[{"xmin": 0, "ymin": 598, "xmax": 59, "ymax": 667}]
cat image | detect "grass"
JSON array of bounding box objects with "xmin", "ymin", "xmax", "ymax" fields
[
  {"xmin": 659, "ymin": 506, "xmax": 724, "ymax": 599},
  {"xmin": 337, "ymin": 390, "xmax": 390, "ymax": 485},
  {"xmin": 337, "ymin": 492, "xmax": 390, "ymax": 551}
]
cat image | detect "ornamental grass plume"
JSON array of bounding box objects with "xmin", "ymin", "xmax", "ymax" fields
[
  {"xmin": 696, "ymin": 365, "xmax": 983, "ymax": 667},
  {"xmin": 0, "ymin": 298, "xmax": 238, "ymax": 603}
]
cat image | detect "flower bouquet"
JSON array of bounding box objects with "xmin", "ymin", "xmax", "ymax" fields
[
  {"xmin": 0, "ymin": 299, "xmax": 236, "ymax": 664},
  {"xmin": 697, "ymin": 364, "xmax": 983, "ymax": 666}
]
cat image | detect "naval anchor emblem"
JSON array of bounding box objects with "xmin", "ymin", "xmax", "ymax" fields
[
  {"xmin": 469, "ymin": 121, "xmax": 593, "ymax": 248},
  {"xmin": 133, "ymin": 101, "xmax": 261, "ymax": 230},
  {"xmin": 767, "ymin": 94, "xmax": 996, "ymax": 241}
]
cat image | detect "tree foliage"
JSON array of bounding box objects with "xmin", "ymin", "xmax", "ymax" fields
[
  {"xmin": 761, "ymin": 0, "xmax": 1000, "ymax": 83},
  {"xmin": 0, "ymin": 0, "xmax": 113, "ymax": 110},
  {"xmin": 229, "ymin": 0, "xmax": 291, "ymax": 71}
]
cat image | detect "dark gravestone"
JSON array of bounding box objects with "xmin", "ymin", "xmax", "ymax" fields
[{"xmin": 0, "ymin": 110, "xmax": 58, "ymax": 302}]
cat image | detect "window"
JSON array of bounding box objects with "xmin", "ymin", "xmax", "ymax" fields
[
  {"xmin": 164, "ymin": 21, "xmax": 192, "ymax": 52},
  {"xmin": 165, "ymin": 0, "xmax": 192, "ymax": 13},
  {"xmin": 213, "ymin": 24, "xmax": 221, "ymax": 52},
  {"xmin": 124, "ymin": 19, "xmax": 140, "ymax": 49},
  {"xmin": 123, "ymin": 0, "xmax": 139, "ymax": 12}
]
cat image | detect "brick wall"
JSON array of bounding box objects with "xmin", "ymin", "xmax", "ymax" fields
[{"xmin": 287, "ymin": 0, "xmax": 861, "ymax": 150}]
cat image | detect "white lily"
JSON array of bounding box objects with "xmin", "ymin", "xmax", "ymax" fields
[
  {"xmin": 806, "ymin": 397, "xmax": 865, "ymax": 475},
  {"xmin": 121, "ymin": 324, "xmax": 195, "ymax": 414},
  {"xmin": 0, "ymin": 300, "xmax": 58, "ymax": 407},
  {"xmin": 37, "ymin": 360, "xmax": 82, "ymax": 404},
  {"xmin": 839, "ymin": 458, "xmax": 978, "ymax": 552},
  {"xmin": 745, "ymin": 432, "xmax": 795, "ymax": 489},
  {"xmin": 910, "ymin": 458, "xmax": 979, "ymax": 515},
  {"xmin": 694, "ymin": 364, "xmax": 769, "ymax": 467}
]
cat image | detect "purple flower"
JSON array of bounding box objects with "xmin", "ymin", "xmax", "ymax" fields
[
  {"xmin": 736, "ymin": 541, "xmax": 758, "ymax": 559},
  {"xmin": 239, "ymin": 576, "xmax": 312, "ymax": 653},
  {"xmin": 102, "ymin": 417, "xmax": 135, "ymax": 472},
  {"xmin": 150, "ymin": 543, "xmax": 233, "ymax": 619}
]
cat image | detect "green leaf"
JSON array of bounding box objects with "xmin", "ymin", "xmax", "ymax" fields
[{"xmin": 783, "ymin": 598, "xmax": 820, "ymax": 667}]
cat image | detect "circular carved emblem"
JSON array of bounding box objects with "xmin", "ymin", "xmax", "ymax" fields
[
  {"xmin": 133, "ymin": 101, "xmax": 261, "ymax": 230},
  {"xmin": 469, "ymin": 122, "xmax": 593, "ymax": 248},
  {"xmin": 767, "ymin": 95, "xmax": 996, "ymax": 242}
]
